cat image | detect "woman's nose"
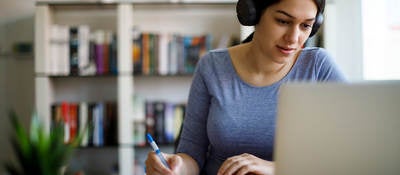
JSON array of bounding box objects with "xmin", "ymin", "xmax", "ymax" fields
[{"xmin": 284, "ymin": 27, "xmax": 300, "ymax": 44}]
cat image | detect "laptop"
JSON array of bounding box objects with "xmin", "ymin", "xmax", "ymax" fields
[{"xmin": 274, "ymin": 81, "xmax": 400, "ymax": 175}]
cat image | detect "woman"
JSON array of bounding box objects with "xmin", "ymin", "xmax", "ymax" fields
[{"xmin": 145, "ymin": 0, "xmax": 346, "ymax": 174}]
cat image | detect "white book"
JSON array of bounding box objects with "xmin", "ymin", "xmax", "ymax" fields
[
  {"xmin": 79, "ymin": 102, "xmax": 89, "ymax": 147},
  {"xmin": 104, "ymin": 30, "xmax": 113, "ymax": 45},
  {"xmin": 133, "ymin": 95, "xmax": 145, "ymax": 122},
  {"xmin": 78, "ymin": 25, "xmax": 90, "ymax": 75},
  {"xmin": 164, "ymin": 103, "xmax": 175, "ymax": 143},
  {"xmin": 158, "ymin": 33, "xmax": 169, "ymax": 75},
  {"xmin": 94, "ymin": 30, "xmax": 105, "ymax": 45},
  {"xmin": 80, "ymin": 32, "xmax": 98, "ymax": 76},
  {"xmin": 168, "ymin": 35, "xmax": 179, "ymax": 75},
  {"xmin": 58, "ymin": 25, "xmax": 70, "ymax": 76},
  {"xmin": 173, "ymin": 105, "xmax": 184, "ymax": 140},
  {"xmin": 50, "ymin": 25, "xmax": 60, "ymax": 75}
]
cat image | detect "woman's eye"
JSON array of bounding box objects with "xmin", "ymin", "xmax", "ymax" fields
[
  {"xmin": 276, "ymin": 19, "xmax": 290, "ymax": 25},
  {"xmin": 301, "ymin": 23, "xmax": 313, "ymax": 30}
]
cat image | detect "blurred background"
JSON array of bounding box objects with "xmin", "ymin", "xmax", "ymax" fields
[{"xmin": 0, "ymin": 0, "xmax": 399, "ymax": 174}]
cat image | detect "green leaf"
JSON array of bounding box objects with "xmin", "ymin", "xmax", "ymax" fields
[
  {"xmin": 5, "ymin": 110, "xmax": 76, "ymax": 175},
  {"xmin": 30, "ymin": 112, "xmax": 40, "ymax": 144},
  {"xmin": 9, "ymin": 110, "xmax": 31, "ymax": 158}
]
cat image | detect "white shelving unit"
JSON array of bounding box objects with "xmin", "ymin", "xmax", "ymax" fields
[
  {"xmin": 34, "ymin": 1, "xmax": 242, "ymax": 174},
  {"xmin": 35, "ymin": 2, "xmax": 134, "ymax": 175}
]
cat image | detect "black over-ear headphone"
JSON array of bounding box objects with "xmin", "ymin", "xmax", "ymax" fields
[{"xmin": 236, "ymin": 0, "xmax": 324, "ymax": 37}]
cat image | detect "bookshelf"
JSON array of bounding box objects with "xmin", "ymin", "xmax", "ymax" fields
[{"xmin": 34, "ymin": 0, "xmax": 242, "ymax": 174}]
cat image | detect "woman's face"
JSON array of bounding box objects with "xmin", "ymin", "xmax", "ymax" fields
[{"xmin": 253, "ymin": 0, "xmax": 318, "ymax": 64}]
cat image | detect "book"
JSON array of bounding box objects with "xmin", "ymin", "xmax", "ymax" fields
[
  {"xmin": 158, "ymin": 33, "xmax": 169, "ymax": 75},
  {"xmin": 164, "ymin": 103, "xmax": 175, "ymax": 143},
  {"xmin": 50, "ymin": 25, "xmax": 70, "ymax": 76},
  {"xmin": 153, "ymin": 101, "xmax": 166, "ymax": 143},
  {"xmin": 94, "ymin": 30, "xmax": 105, "ymax": 75},
  {"xmin": 87, "ymin": 102, "xmax": 97, "ymax": 146},
  {"xmin": 69, "ymin": 27, "xmax": 79, "ymax": 75},
  {"xmin": 132, "ymin": 28, "xmax": 142, "ymax": 75},
  {"xmin": 109, "ymin": 34, "xmax": 118, "ymax": 75},
  {"xmin": 79, "ymin": 102, "xmax": 89, "ymax": 147},
  {"xmin": 68, "ymin": 103, "xmax": 78, "ymax": 143},
  {"xmin": 142, "ymin": 33, "xmax": 150, "ymax": 75},
  {"xmin": 103, "ymin": 31, "xmax": 113, "ymax": 75},
  {"xmin": 77, "ymin": 25, "xmax": 90, "ymax": 75},
  {"xmin": 104, "ymin": 102, "xmax": 118, "ymax": 145},
  {"xmin": 61, "ymin": 102, "xmax": 70, "ymax": 143},
  {"xmin": 93, "ymin": 102, "xmax": 104, "ymax": 146},
  {"xmin": 145, "ymin": 101, "xmax": 155, "ymax": 141}
]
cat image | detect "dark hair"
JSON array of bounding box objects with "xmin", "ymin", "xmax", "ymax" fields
[{"xmin": 240, "ymin": 0, "xmax": 326, "ymax": 43}]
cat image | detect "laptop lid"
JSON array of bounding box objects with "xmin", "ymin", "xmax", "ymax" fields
[{"xmin": 274, "ymin": 81, "xmax": 400, "ymax": 175}]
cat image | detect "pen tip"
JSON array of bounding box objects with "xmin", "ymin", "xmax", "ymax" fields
[{"xmin": 146, "ymin": 133, "xmax": 153, "ymax": 142}]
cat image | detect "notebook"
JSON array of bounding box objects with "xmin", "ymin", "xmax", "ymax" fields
[{"xmin": 274, "ymin": 81, "xmax": 400, "ymax": 175}]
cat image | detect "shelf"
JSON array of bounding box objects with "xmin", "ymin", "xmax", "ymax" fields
[
  {"xmin": 77, "ymin": 144, "xmax": 135, "ymax": 149},
  {"xmin": 35, "ymin": 74, "xmax": 118, "ymax": 78},
  {"xmin": 134, "ymin": 73, "xmax": 193, "ymax": 77},
  {"xmin": 36, "ymin": 0, "xmax": 117, "ymax": 6},
  {"xmin": 36, "ymin": 0, "xmax": 236, "ymax": 6},
  {"xmin": 0, "ymin": 53, "xmax": 34, "ymax": 59},
  {"xmin": 34, "ymin": 74, "xmax": 193, "ymax": 79},
  {"xmin": 34, "ymin": 1, "xmax": 241, "ymax": 174}
]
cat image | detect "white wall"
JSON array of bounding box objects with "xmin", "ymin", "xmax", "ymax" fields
[
  {"xmin": 0, "ymin": 0, "xmax": 370, "ymax": 172},
  {"xmin": 0, "ymin": 26, "xmax": 7, "ymax": 173},
  {"xmin": 0, "ymin": 22, "xmax": 11, "ymax": 175},
  {"xmin": 324, "ymin": 0, "xmax": 363, "ymax": 81},
  {"xmin": 362, "ymin": 0, "xmax": 400, "ymax": 80},
  {"xmin": 0, "ymin": 16, "xmax": 35, "ymax": 173}
]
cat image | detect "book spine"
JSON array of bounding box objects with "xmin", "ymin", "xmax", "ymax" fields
[
  {"xmin": 132, "ymin": 28, "xmax": 142, "ymax": 75},
  {"xmin": 158, "ymin": 33, "xmax": 169, "ymax": 75},
  {"xmin": 61, "ymin": 102, "xmax": 70, "ymax": 143},
  {"xmin": 110, "ymin": 34, "xmax": 118, "ymax": 75},
  {"xmin": 154, "ymin": 101, "xmax": 165, "ymax": 143},
  {"xmin": 103, "ymin": 31, "xmax": 112, "ymax": 74},
  {"xmin": 60, "ymin": 26, "xmax": 70, "ymax": 76},
  {"xmin": 78, "ymin": 25, "xmax": 90, "ymax": 75},
  {"xmin": 145, "ymin": 101, "xmax": 155, "ymax": 141},
  {"xmin": 94, "ymin": 30, "xmax": 105, "ymax": 75},
  {"xmin": 79, "ymin": 102, "xmax": 89, "ymax": 147},
  {"xmin": 49, "ymin": 25, "xmax": 59, "ymax": 75},
  {"xmin": 142, "ymin": 33, "xmax": 150, "ymax": 75},
  {"xmin": 105, "ymin": 102, "xmax": 118, "ymax": 145},
  {"xmin": 69, "ymin": 103, "xmax": 78, "ymax": 143},
  {"xmin": 164, "ymin": 103, "xmax": 175, "ymax": 143}
]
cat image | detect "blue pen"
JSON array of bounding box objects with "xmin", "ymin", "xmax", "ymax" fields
[{"xmin": 146, "ymin": 133, "xmax": 171, "ymax": 169}]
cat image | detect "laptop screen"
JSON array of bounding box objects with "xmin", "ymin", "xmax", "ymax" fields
[{"xmin": 274, "ymin": 81, "xmax": 400, "ymax": 175}]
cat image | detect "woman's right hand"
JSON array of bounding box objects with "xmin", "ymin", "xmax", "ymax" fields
[{"xmin": 145, "ymin": 151, "xmax": 183, "ymax": 175}]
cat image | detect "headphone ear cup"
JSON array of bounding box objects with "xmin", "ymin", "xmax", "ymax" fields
[
  {"xmin": 310, "ymin": 13, "xmax": 324, "ymax": 37},
  {"xmin": 236, "ymin": 0, "xmax": 258, "ymax": 26}
]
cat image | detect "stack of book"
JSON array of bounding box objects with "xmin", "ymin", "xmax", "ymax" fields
[
  {"xmin": 51, "ymin": 101, "xmax": 118, "ymax": 147},
  {"xmin": 132, "ymin": 29, "xmax": 213, "ymax": 76},
  {"xmin": 132, "ymin": 97, "xmax": 186, "ymax": 146},
  {"xmin": 49, "ymin": 25, "xmax": 117, "ymax": 76}
]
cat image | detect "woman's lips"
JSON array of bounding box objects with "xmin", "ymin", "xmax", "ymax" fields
[{"xmin": 277, "ymin": 46, "xmax": 296, "ymax": 55}]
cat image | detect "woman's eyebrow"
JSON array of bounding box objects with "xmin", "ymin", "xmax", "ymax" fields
[{"xmin": 275, "ymin": 10, "xmax": 315, "ymax": 21}]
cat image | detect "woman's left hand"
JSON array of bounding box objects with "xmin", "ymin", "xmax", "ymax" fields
[{"xmin": 217, "ymin": 153, "xmax": 274, "ymax": 175}]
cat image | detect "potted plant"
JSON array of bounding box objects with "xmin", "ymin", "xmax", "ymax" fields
[{"xmin": 4, "ymin": 110, "xmax": 81, "ymax": 175}]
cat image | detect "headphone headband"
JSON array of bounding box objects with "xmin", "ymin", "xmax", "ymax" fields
[{"xmin": 236, "ymin": 0, "xmax": 324, "ymax": 37}]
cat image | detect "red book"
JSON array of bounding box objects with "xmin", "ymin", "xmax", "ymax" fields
[
  {"xmin": 61, "ymin": 102, "xmax": 70, "ymax": 143},
  {"xmin": 69, "ymin": 103, "xmax": 78, "ymax": 143}
]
